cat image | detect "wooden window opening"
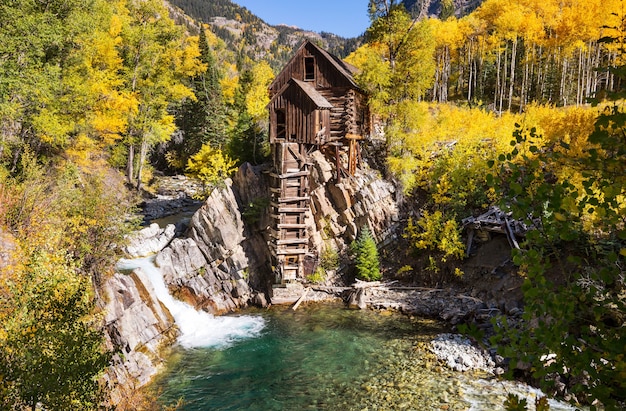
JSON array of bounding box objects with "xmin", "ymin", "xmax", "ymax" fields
[
  {"xmin": 276, "ymin": 108, "xmax": 286, "ymax": 140},
  {"xmin": 304, "ymin": 56, "xmax": 315, "ymax": 81}
]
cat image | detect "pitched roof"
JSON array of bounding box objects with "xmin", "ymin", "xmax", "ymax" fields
[
  {"xmin": 269, "ymin": 40, "xmax": 360, "ymax": 91},
  {"xmin": 268, "ymin": 78, "xmax": 334, "ymax": 109},
  {"xmin": 307, "ymin": 41, "xmax": 359, "ymax": 89},
  {"xmin": 291, "ymin": 79, "xmax": 333, "ymax": 108}
]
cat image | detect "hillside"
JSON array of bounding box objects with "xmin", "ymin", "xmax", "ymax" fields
[
  {"xmin": 403, "ymin": 0, "xmax": 483, "ymax": 18},
  {"xmin": 167, "ymin": 0, "xmax": 362, "ymax": 71}
]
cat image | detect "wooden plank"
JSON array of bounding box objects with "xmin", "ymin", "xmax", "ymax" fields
[
  {"xmin": 292, "ymin": 288, "xmax": 310, "ymax": 311},
  {"xmin": 270, "ymin": 171, "xmax": 310, "ymax": 179},
  {"xmin": 278, "ymin": 223, "xmax": 307, "ymax": 229},
  {"xmin": 278, "ymin": 207, "xmax": 309, "ymax": 213},
  {"xmin": 275, "ymin": 248, "xmax": 308, "ymax": 255},
  {"xmin": 277, "ymin": 238, "xmax": 309, "ymax": 245},
  {"xmin": 278, "ymin": 197, "xmax": 309, "ymax": 203}
]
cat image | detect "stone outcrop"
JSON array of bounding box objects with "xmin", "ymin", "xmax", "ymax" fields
[
  {"xmin": 147, "ymin": 153, "xmax": 402, "ymax": 309},
  {"xmin": 124, "ymin": 223, "xmax": 176, "ymax": 258},
  {"xmin": 155, "ymin": 176, "xmax": 270, "ymax": 314},
  {"xmin": 101, "ymin": 268, "xmax": 178, "ymax": 404},
  {"xmin": 103, "ymin": 157, "xmax": 402, "ymax": 397},
  {"xmin": 307, "ymin": 150, "xmax": 400, "ymax": 261}
]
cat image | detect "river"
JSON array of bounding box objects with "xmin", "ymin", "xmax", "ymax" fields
[{"xmin": 120, "ymin": 257, "xmax": 582, "ymax": 411}]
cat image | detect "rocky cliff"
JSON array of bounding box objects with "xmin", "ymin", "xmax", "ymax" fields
[
  {"xmin": 101, "ymin": 265, "xmax": 178, "ymax": 405},
  {"xmin": 152, "ymin": 151, "xmax": 400, "ymax": 304},
  {"xmin": 307, "ymin": 150, "xmax": 400, "ymax": 257},
  {"xmin": 103, "ymin": 153, "xmax": 401, "ymax": 400},
  {"xmin": 154, "ymin": 172, "xmax": 270, "ymax": 314}
]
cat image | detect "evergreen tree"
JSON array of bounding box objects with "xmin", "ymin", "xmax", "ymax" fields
[
  {"xmin": 167, "ymin": 25, "xmax": 228, "ymax": 172},
  {"xmin": 351, "ymin": 227, "xmax": 382, "ymax": 281}
]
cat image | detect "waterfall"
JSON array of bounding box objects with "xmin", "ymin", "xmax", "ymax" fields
[{"xmin": 117, "ymin": 256, "xmax": 265, "ymax": 349}]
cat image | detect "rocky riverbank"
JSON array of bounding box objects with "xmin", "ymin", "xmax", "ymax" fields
[{"xmin": 104, "ymin": 160, "xmax": 527, "ymax": 407}]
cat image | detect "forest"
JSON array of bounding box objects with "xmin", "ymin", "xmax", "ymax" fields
[{"xmin": 0, "ymin": 0, "xmax": 624, "ymax": 409}]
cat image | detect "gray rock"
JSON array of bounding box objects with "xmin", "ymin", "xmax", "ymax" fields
[
  {"xmin": 430, "ymin": 333, "xmax": 495, "ymax": 373},
  {"xmin": 155, "ymin": 179, "xmax": 256, "ymax": 314},
  {"xmin": 102, "ymin": 269, "xmax": 178, "ymax": 403},
  {"xmin": 124, "ymin": 223, "xmax": 176, "ymax": 258}
]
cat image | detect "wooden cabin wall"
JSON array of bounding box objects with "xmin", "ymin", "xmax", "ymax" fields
[{"xmin": 269, "ymin": 44, "xmax": 354, "ymax": 95}]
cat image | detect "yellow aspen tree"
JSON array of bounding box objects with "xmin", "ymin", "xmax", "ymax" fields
[{"xmin": 116, "ymin": 0, "xmax": 203, "ymax": 190}]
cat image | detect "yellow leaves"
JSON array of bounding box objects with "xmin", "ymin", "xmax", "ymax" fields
[
  {"xmin": 346, "ymin": 43, "xmax": 392, "ymax": 116},
  {"xmin": 429, "ymin": 17, "xmax": 465, "ymax": 49},
  {"xmin": 175, "ymin": 35, "xmax": 205, "ymax": 77},
  {"xmin": 186, "ymin": 143, "xmax": 237, "ymax": 196},
  {"xmin": 32, "ymin": 108, "xmax": 75, "ymax": 147},
  {"xmin": 406, "ymin": 211, "xmax": 465, "ymax": 260},
  {"xmin": 246, "ymin": 61, "xmax": 274, "ymax": 122},
  {"xmin": 220, "ymin": 62, "xmax": 239, "ymax": 105}
]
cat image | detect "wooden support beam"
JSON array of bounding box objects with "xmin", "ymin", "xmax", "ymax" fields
[
  {"xmin": 270, "ymin": 171, "xmax": 310, "ymax": 179},
  {"xmin": 278, "ymin": 207, "xmax": 309, "ymax": 213},
  {"xmin": 277, "ymin": 238, "xmax": 309, "ymax": 245},
  {"xmin": 292, "ymin": 288, "xmax": 309, "ymax": 311},
  {"xmin": 277, "ymin": 223, "xmax": 307, "ymax": 229},
  {"xmin": 275, "ymin": 249, "xmax": 308, "ymax": 255},
  {"xmin": 277, "ymin": 197, "xmax": 309, "ymax": 203}
]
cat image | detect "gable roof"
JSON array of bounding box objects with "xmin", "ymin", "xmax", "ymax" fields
[
  {"xmin": 292, "ymin": 79, "xmax": 334, "ymax": 108},
  {"xmin": 268, "ymin": 78, "xmax": 334, "ymax": 109},
  {"xmin": 269, "ymin": 40, "xmax": 360, "ymax": 91},
  {"xmin": 307, "ymin": 41, "xmax": 360, "ymax": 89}
]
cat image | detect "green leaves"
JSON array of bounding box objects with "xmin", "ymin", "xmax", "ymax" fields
[
  {"xmin": 0, "ymin": 250, "xmax": 111, "ymax": 410},
  {"xmin": 351, "ymin": 226, "xmax": 382, "ymax": 281},
  {"xmin": 489, "ymin": 106, "xmax": 626, "ymax": 407}
]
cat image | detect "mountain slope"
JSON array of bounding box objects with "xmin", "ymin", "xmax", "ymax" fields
[
  {"xmin": 403, "ymin": 0, "xmax": 483, "ymax": 18},
  {"xmin": 167, "ymin": 0, "xmax": 362, "ymax": 71}
]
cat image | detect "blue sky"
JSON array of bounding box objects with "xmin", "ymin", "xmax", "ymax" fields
[{"xmin": 233, "ymin": 0, "xmax": 371, "ymax": 38}]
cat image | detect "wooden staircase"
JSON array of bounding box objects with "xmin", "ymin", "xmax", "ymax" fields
[{"xmin": 270, "ymin": 142, "xmax": 310, "ymax": 284}]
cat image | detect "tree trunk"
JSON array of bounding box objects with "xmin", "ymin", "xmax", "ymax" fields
[
  {"xmin": 466, "ymin": 41, "xmax": 473, "ymax": 102},
  {"xmin": 127, "ymin": 144, "xmax": 135, "ymax": 186},
  {"xmin": 136, "ymin": 138, "xmax": 148, "ymax": 191},
  {"xmin": 495, "ymin": 48, "xmax": 501, "ymax": 111},
  {"xmin": 508, "ymin": 38, "xmax": 518, "ymax": 112}
]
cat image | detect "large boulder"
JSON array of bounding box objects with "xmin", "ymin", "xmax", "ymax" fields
[
  {"xmin": 124, "ymin": 223, "xmax": 176, "ymax": 258},
  {"xmin": 155, "ymin": 178, "xmax": 263, "ymax": 314}
]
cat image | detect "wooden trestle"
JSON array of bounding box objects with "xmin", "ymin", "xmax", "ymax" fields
[{"xmin": 270, "ymin": 142, "xmax": 311, "ymax": 283}]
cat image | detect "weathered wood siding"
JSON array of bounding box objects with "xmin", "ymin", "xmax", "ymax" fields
[
  {"xmin": 269, "ymin": 42, "xmax": 355, "ymax": 95},
  {"xmin": 269, "ymin": 82, "xmax": 331, "ymax": 145}
]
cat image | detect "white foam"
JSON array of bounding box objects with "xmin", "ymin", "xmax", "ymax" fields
[
  {"xmin": 117, "ymin": 256, "xmax": 265, "ymax": 349},
  {"xmin": 461, "ymin": 378, "xmax": 585, "ymax": 411}
]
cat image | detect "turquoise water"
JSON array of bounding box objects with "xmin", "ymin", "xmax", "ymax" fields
[
  {"xmin": 150, "ymin": 303, "xmax": 580, "ymax": 411},
  {"xmin": 150, "ymin": 303, "xmax": 458, "ymax": 410}
]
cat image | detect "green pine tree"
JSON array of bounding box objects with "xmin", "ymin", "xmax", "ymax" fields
[
  {"xmin": 168, "ymin": 25, "xmax": 228, "ymax": 172},
  {"xmin": 352, "ymin": 226, "xmax": 381, "ymax": 281}
]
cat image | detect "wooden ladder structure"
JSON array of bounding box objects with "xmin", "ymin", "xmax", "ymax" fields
[{"xmin": 270, "ymin": 142, "xmax": 311, "ymax": 284}]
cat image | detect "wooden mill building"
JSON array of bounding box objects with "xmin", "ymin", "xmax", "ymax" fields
[{"xmin": 267, "ymin": 40, "xmax": 370, "ymax": 284}]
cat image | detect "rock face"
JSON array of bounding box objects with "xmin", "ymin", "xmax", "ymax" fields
[
  {"xmin": 101, "ymin": 157, "xmax": 404, "ymax": 402},
  {"xmin": 124, "ymin": 223, "xmax": 176, "ymax": 258},
  {"xmin": 151, "ymin": 154, "xmax": 401, "ymax": 308},
  {"xmin": 101, "ymin": 268, "xmax": 178, "ymax": 404},
  {"xmin": 155, "ymin": 176, "xmax": 271, "ymax": 314},
  {"xmin": 307, "ymin": 150, "xmax": 400, "ymax": 263}
]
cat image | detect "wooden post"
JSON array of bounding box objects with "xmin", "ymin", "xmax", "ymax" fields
[
  {"xmin": 345, "ymin": 133, "xmax": 362, "ymax": 176},
  {"xmin": 292, "ymin": 287, "xmax": 309, "ymax": 311}
]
